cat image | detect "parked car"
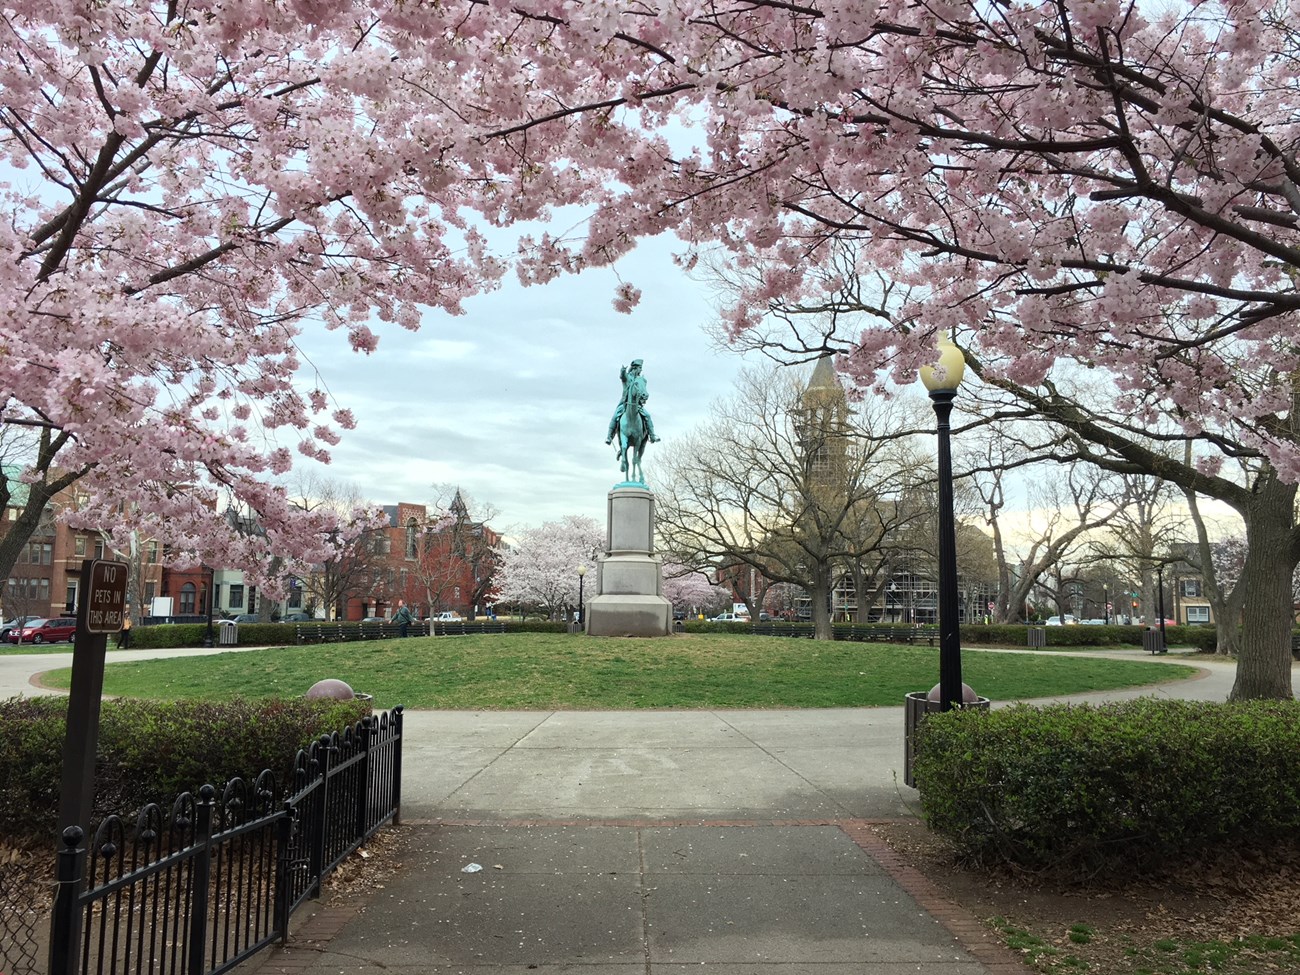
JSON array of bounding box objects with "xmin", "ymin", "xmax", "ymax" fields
[
  {"xmin": 227, "ymin": 613, "xmax": 261, "ymax": 624},
  {"xmin": 710, "ymin": 612, "xmax": 750, "ymax": 623},
  {"xmin": 672, "ymin": 610, "xmax": 687, "ymax": 621},
  {"xmin": 281, "ymin": 612, "xmax": 314, "ymax": 622},
  {"xmin": 8, "ymin": 617, "xmax": 78, "ymax": 644},
  {"xmin": 1080, "ymin": 618, "xmax": 1107, "ymax": 625},
  {"xmin": 0, "ymin": 616, "xmax": 34, "ymax": 642},
  {"xmin": 1044, "ymin": 615, "xmax": 1079, "ymax": 626},
  {"xmin": 360, "ymin": 616, "xmax": 387, "ymax": 624},
  {"xmin": 435, "ymin": 611, "xmax": 463, "ymax": 622}
]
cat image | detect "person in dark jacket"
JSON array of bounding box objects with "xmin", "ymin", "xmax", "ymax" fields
[{"xmin": 393, "ymin": 600, "xmax": 413, "ymax": 638}]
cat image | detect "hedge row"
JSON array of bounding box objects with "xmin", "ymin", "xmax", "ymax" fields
[
  {"xmin": 677, "ymin": 619, "xmax": 1218, "ymax": 649},
  {"xmin": 0, "ymin": 696, "xmax": 369, "ymax": 840},
  {"xmin": 913, "ymin": 699, "xmax": 1300, "ymax": 880}
]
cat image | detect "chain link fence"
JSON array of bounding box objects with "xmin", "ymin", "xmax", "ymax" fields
[{"xmin": 0, "ymin": 860, "xmax": 45, "ymax": 975}]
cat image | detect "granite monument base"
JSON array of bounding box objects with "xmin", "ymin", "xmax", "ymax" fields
[{"xmin": 585, "ymin": 484, "xmax": 673, "ymax": 638}]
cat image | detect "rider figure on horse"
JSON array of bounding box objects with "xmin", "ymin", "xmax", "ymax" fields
[{"xmin": 605, "ymin": 359, "xmax": 661, "ymax": 448}]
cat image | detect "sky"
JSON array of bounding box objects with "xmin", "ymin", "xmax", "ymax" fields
[{"xmin": 292, "ymin": 233, "xmax": 752, "ymax": 534}]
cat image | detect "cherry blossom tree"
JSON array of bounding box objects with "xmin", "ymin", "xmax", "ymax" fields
[
  {"xmin": 0, "ymin": 0, "xmax": 600, "ymax": 592},
  {"xmin": 660, "ymin": 561, "xmax": 732, "ymax": 617},
  {"xmin": 10, "ymin": 0, "xmax": 1300, "ymax": 693},
  {"xmin": 495, "ymin": 516, "xmax": 604, "ymax": 620}
]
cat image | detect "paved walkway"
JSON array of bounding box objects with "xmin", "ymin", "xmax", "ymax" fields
[{"xmin": 3, "ymin": 646, "xmax": 1262, "ymax": 974}]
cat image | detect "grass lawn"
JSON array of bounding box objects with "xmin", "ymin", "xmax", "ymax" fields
[{"xmin": 36, "ymin": 632, "xmax": 1196, "ymax": 709}]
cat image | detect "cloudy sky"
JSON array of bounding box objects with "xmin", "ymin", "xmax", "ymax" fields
[{"xmin": 292, "ymin": 233, "xmax": 753, "ymax": 534}]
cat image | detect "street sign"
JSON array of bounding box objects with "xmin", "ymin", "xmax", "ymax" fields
[{"xmin": 79, "ymin": 559, "xmax": 128, "ymax": 633}]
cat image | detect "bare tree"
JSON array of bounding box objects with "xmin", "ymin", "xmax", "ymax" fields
[
  {"xmin": 402, "ymin": 488, "xmax": 502, "ymax": 619},
  {"xmin": 968, "ymin": 457, "xmax": 1120, "ymax": 623},
  {"xmin": 654, "ymin": 364, "xmax": 929, "ymax": 639},
  {"xmin": 287, "ymin": 473, "xmax": 385, "ymax": 620}
]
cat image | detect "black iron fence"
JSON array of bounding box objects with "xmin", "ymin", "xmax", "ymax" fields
[{"xmin": 47, "ymin": 706, "xmax": 403, "ymax": 975}]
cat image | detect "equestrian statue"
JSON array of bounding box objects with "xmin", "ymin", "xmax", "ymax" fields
[{"xmin": 605, "ymin": 358, "xmax": 660, "ymax": 484}]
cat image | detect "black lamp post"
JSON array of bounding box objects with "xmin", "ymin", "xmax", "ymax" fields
[
  {"xmin": 1103, "ymin": 584, "xmax": 1110, "ymax": 625},
  {"xmin": 921, "ymin": 339, "xmax": 967, "ymax": 711},
  {"xmin": 202, "ymin": 565, "xmax": 215, "ymax": 648},
  {"xmin": 577, "ymin": 565, "xmax": 587, "ymax": 629},
  {"xmin": 1156, "ymin": 564, "xmax": 1168, "ymax": 653}
]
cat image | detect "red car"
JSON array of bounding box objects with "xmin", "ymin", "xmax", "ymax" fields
[{"xmin": 8, "ymin": 617, "xmax": 78, "ymax": 644}]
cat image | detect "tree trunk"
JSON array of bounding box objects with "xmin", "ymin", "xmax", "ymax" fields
[
  {"xmin": 809, "ymin": 570, "xmax": 834, "ymax": 640},
  {"xmin": 1231, "ymin": 476, "xmax": 1297, "ymax": 700},
  {"xmin": 1215, "ymin": 585, "xmax": 1245, "ymax": 656}
]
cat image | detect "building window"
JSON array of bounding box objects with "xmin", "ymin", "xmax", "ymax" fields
[
  {"xmin": 93, "ymin": 539, "xmax": 105, "ymax": 559},
  {"xmin": 74, "ymin": 536, "xmax": 86, "ymax": 557},
  {"xmin": 229, "ymin": 584, "xmax": 244, "ymax": 609},
  {"xmin": 406, "ymin": 519, "xmax": 419, "ymax": 560},
  {"xmin": 39, "ymin": 578, "xmax": 49, "ymax": 603},
  {"xmin": 65, "ymin": 583, "xmax": 77, "ymax": 610},
  {"xmin": 1179, "ymin": 579, "xmax": 1203, "ymax": 598},
  {"xmin": 180, "ymin": 583, "xmax": 197, "ymax": 614},
  {"xmin": 145, "ymin": 582, "xmax": 156, "ymax": 605},
  {"xmin": 147, "ymin": 541, "xmax": 159, "ymax": 564},
  {"xmin": 1186, "ymin": 605, "xmax": 1211, "ymax": 623}
]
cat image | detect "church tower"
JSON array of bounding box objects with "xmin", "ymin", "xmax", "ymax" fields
[{"xmin": 794, "ymin": 355, "xmax": 851, "ymax": 478}]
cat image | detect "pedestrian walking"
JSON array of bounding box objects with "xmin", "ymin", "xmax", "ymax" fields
[
  {"xmin": 393, "ymin": 600, "xmax": 413, "ymax": 638},
  {"xmin": 117, "ymin": 604, "xmax": 133, "ymax": 649}
]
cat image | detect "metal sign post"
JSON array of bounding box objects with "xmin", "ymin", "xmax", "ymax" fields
[
  {"xmin": 51, "ymin": 559, "xmax": 128, "ymax": 975},
  {"xmin": 56, "ymin": 559, "xmax": 128, "ymax": 839}
]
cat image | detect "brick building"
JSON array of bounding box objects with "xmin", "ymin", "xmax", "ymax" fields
[{"xmin": 1, "ymin": 476, "xmax": 164, "ymax": 621}]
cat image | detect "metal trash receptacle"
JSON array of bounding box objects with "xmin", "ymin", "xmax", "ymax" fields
[
  {"xmin": 219, "ymin": 624, "xmax": 237, "ymax": 646},
  {"xmin": 903, "ymin": 690, "xmax": 991, "ymax": 788},
  {"xmin": 1027, "ymin": 626, "xmax": 1046, "ymax": 648},
  {"xmin": 1142, "ymin": 628, "xmax": 1165, "ymax": 654}
]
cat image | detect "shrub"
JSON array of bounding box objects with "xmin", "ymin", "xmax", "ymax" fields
[
  {"xmin": 0, "ymin": 696, "xmax": 369, "ymax": 839},
  {"xmin": 913, "ymin": 699, "xmax": 1300, "ymax": 880},
  {"xmin": 508, "ymin": 620, "xmax": 569, "ymax": 634}
]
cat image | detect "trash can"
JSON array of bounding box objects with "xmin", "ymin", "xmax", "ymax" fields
[
  {"xmin": 1027, "ymin": 626, "xmax": 1046, "ymax": 648},
  {"xmin": 219, "ymin": 624, "xmax": 237, "ymax": 646},
  {"xmin": 1142, "ymin": 628, "xmax": 1165, "ymax": 654},
  {"xmin": 903, "ymin": 686, "xmax": 991, "ymax": 788}
]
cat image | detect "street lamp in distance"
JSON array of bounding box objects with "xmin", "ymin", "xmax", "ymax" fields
[
  {"xmin": 920, "ymin": 338, "xmax": 968, "ymax": 712},
  {"xmin": 202, "ymin": 564, "xmax": 215, "ymax": 648},
  {"xmin": 577, "ymin": 565, "xmax": 588, "ymax": 630}
]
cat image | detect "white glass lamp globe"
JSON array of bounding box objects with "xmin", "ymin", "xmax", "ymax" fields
[{"xmin": 919, "ymin": 339, "xmax": 967, "ymax": 392}]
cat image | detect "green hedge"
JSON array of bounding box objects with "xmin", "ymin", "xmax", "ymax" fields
[
  {"xmin": 913, "ymin": 699, "xmax": 1300, "ymax": 879},
  {"xmin": 127, "ymin": 622, "xmax": 293, "ymax": 648},
  {"xmin": 0, "ymin": 696, "xmax": 369, "ymax": 839},
  {"xmin": 506, "ymin": 620, "xmax": 569, "ymax": 634}
]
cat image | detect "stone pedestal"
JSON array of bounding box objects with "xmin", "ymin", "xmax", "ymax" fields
[{"xmin": 586, "ymin": 485, "xmax": 673, "ymax": 637}]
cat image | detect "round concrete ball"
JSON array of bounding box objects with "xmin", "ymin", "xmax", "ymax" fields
[
  {"xmin": 927, "ymin": 682, "xmax": 979, "ymax": 704},
  {"xmin": 305, "ymin": 678, "xmax": 355, "ymax": 701}
]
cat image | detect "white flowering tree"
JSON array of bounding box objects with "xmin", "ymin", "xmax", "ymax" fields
[
  {"xmin": 495, "ymin": 516, "xmax": 604, "ymax": 621},
  {"xmin": 660, "ymin": 562, "xmax": 732, "ymax": 618}
]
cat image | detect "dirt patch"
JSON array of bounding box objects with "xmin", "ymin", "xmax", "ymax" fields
[{"xmin": 871, "ymin": 820, "xmax": 1300, "ymax": 973}]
